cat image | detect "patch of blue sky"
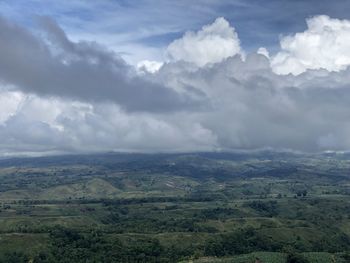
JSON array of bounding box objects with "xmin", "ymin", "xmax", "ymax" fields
[{"xmin": 2, "ymin": 0, "xmax": 350, "ymax": 61}]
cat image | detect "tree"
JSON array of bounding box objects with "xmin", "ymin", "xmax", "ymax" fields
[{"xmin": 286, "ymin": 252, "xmax": 309, "ymax": 263}]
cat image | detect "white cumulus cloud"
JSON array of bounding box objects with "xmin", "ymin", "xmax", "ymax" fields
[
  {"xmin": 137, "ymin": 60, "xmax": 163, "ymax": 74},
  {"xmin": 272, "ymin": 15, "xmax": 350, "ymax": 75},
  {"xmin": 166, "ymin": 17, "xmax": 242, "ymax": 67},
  {"xmin": 257, "ymin": 47, "xmax": 270, "ymax": 58}
]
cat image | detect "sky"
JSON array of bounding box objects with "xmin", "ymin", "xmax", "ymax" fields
[{"xmin": 1, "ymin": 0, "xmax": 350, "ymax": 155}]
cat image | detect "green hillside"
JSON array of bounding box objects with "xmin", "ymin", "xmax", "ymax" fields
[{"xmin": 0, "ymin": 152, "xmax": 349, "ymax": 262}]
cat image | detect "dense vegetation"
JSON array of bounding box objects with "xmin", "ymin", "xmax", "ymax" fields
[{"xmin": 0, "ymin": 152, "xmax": 350, "ymax": 262}]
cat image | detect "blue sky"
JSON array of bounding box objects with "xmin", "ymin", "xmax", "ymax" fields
[{"xmin": 2, "ymin": 0, "xmax": 350, "ymax": 63}]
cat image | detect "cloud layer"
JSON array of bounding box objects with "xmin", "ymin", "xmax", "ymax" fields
[{"xmin": 1, "ymin": 15, "xmax": 350, "ymax": 155}]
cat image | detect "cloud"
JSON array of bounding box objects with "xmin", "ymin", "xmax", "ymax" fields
[
  {"xmin": 156, "ymin": 52, "xmax": 350, "ymax": 152},
  {"xmin": 257, "ymin": 47, "xmax": 269, "ymax": 58},
  {"xmin": 166, "ymin": 17, "xmax": 242, "ymax": 67},
  {"xmin": 2, "ymin": 14, "xmax": 350, "ymax": 155},
  {"xmin": 0, "ymin": 90, "xmax": 23, "ymax": 123},
  {"xmin": 137, "ymin": 60, "xmax": 163, "ymax": 74},
  {"xmin": 0, "ymin": 91, "xmax": 217, "ymax": 156},
  {"xmin": 4, "ymin": 51, "xmax": 350, "ymax": 154},
  {"xmin": 272, "ymin": 15, "xmax": 350, "ymax": 75},
  {"xmin": 0, "ymin": 16, "xmax": 204, "ymax": 112}
]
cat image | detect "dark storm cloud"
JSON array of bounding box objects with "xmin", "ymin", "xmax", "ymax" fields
[{"xmin": 0, "ymin": 16, "xmax": 202, "ymax": 112}]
